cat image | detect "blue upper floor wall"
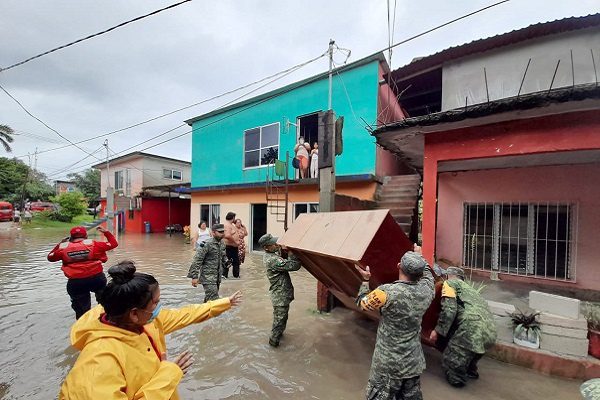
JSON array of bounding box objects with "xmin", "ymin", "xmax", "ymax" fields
[{"xmin": 187, "ymin": 54, "xmax": 384, "ymax": 188}]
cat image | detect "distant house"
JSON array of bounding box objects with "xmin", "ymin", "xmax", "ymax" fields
[
  {"xmin": 92, "ymin": 152, "xmax": 191, "ymax": 233},
  {"xmin": 185, "ymin": 53, "xmax": 417, "ymax": 251},
  {"xmin": 374, "ymin": 14, "xmax": 600, "ymax": 293},
  {"xmin": 54, "ymin": 180, "xmax": 76, "ymax": 195}
]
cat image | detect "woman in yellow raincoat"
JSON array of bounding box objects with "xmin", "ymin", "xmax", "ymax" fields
[{"xmin": 59, "ymin": 260, "xmax": 242, "ymax": 399}]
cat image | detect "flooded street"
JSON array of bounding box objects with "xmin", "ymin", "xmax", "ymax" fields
[{"xmin": 0, "ymin": 227, "xmax": 582, "ymax": 399}]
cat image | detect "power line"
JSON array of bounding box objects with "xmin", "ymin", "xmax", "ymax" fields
[
  {"xmin": 13, "ymin": 50, "xmax": 328, "ymax": 159},
  {"xmin": 30, "ymin": 1, "xmax": 510, "ymax": 178},
  {"xmin": 0, "ymin": 0, "xmax": 194, "ymax": 73},
  {"xmin": 47, "ymin": 54, "xmax": 325, "ymax": 179},
  {"xmin": 379, "ymin": 0, "xmax": 510, "ymax": 55}
]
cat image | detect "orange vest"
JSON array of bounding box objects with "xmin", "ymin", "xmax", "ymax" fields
[{"xmin": 59, "ymin": 240, "xmax": 103, "ymax": 279}]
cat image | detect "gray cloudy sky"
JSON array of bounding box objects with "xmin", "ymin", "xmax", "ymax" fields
[{"xmin": 1, "ymin": 0, "xmax": 598, "ymax": 180}]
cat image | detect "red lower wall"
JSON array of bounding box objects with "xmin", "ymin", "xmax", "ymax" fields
[
  {"xmin": 141, "ymin": 198, "xmax": 191, "ymax": 233},
  {"xmin": 99, "ymin": 197, "xmax": 191, "ymax": 233}
]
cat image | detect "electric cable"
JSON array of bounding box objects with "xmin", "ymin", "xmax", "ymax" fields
[
  {"xmin": 0, "ymin": 0, "xmax": 194, "ymax": 73},
  {"xmin": 13, "ymin": 50, "xmax": 328, "ymax": 159}
]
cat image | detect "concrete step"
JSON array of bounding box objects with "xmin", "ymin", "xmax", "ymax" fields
[
  {"xmin": 379, "ymin": 194, "xmax": 419, "ymax": 203},
  {"xmin": 398, "ymin": 222, "xmax": 412, "ymax": 234},
  {"xmin": 392, "ymin": 215, "xmax": 413, "ymax": 224},
  {"xmin": 377, "ymin": 200, "xmax": 417, "ymax": 208},
  {"xmin": 380, "ymin": 185, "xmax": 420, "ymax": 193},
  {"xmin": 386, "ymin": 174, "xmax": 421, "ymax": 183},
  {"xmin": 377, "ymin": 206, "xmax": 415, "ymax": 214}
]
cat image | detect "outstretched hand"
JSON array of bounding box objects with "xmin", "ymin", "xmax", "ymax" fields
[
  {"xmin": 229, "ymin": 291, "xmax": 243, "ymax": 307},
  {"xmin": 96, "ymin": 226, "xmax": 108, "ymax": 234},
  {"xmin": 354, "ymin": 265, "xmax": 371, "ymax": 281},
  {"xmin": 172, "ymin": 350, "xmax": 194, "ymax": 374}
]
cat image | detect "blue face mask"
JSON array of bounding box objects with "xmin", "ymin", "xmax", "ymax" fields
[{"xmin": 144, "ymin": 302, "xmax": 162, "ymax": 324}]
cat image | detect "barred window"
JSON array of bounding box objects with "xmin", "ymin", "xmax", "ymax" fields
[{"xmin": 463, "ymin": 203, "xmax": 574, "ymax": 280}]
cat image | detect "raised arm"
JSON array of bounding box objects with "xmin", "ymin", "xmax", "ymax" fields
[
  {"xmin": 354, "ymin": 265, "xmax": 388, "ymax": 312},
  {"xmin": 269, "ymin": 252, "xmax": 301, "ymax": 272}
]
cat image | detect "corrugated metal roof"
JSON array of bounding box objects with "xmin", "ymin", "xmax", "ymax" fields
[{"xmin": 390, "ymin": 14, "xmax": 600, "ymax": 81}]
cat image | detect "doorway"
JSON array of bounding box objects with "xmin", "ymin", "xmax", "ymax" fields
[
  {"xmin": 297, "ymin": 112, "xmax": 319, "ymax": 147},
  {"xmin": 251, "ymin": 203, "xmax": 267, "ymax": 251}
]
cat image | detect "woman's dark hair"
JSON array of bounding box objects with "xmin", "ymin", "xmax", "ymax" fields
[
  {"xmin": 225, "ymin": 212, "xmax": 236, "ymax": 221},
  {"xmin": 99, "ymin": 260, "xmax": 158, "ymax": 318},
  {"xmin": 198, "ymin": 220, "xmax": 207, "ymax": 228}
]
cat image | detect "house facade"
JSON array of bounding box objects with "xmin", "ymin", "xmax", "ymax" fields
[
  {"xmin": 54, "ymin": 180, "xmax": 76, "ymax": 195},
  {"xmin": 93, "ymin": 152, "xmax": 192, "ymax": 233},
  {"xmin": 374, "ymin": 15, "xmax": 600, "ymax": 293},
  {"xmin": 186, "ymin": 53, "xmax": 410, "ymax": 250}
]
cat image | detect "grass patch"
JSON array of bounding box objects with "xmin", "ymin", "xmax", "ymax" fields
[{"xmin": 22, "ymin": 214, "xmax": 94, "ymax": 230}]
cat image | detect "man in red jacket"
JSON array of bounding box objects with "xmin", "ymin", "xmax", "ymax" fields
[{"xmin": 48, "ymin": 226, "xmax": 118, "ymax": 319}]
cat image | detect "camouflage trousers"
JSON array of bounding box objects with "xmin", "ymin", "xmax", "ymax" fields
[
  {"xmin": 366, "ymin": 376, "xmax": 422, "ymax": 400},
  {"xmin": 270, "ymin": 305, "xmax": 290, "ymax": 344},
  {"xmin": 442, "ymin": 341, "xmax": 483, "ymax": 387},
  {"xmin": 202, "ymin": 283, "xmax": 220, "ymax": 303}
]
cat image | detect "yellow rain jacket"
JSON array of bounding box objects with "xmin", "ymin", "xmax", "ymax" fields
[{"xmin": 59, "ymin": 298, "xmax": 231, "ymax": 400}]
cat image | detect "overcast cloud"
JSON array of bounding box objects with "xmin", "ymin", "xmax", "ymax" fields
[{"xmin": 1, "ymin": 0, "xmax": 598, "ymax": 179}]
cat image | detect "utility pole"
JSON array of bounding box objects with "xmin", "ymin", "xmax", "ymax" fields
[
  {"xmin": 319, "ymin": 39, "xmax": 336, "ymax": 213},
  {"xmin": 19, "ymin": 153, "xmax": 32, "ymax": 211},
  {"xmin": 104, "ymin": 140, "xmax": 114, "ymax": 232}
]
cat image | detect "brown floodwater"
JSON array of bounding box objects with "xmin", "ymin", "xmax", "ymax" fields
[{"xmin": 0, "ymin": 225, "xmax": 582, "ymax": 399}]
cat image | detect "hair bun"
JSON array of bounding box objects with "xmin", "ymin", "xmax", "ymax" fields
[{"xmin": 108, "ymin": 261, "xmax": 136, "ymax": 284}]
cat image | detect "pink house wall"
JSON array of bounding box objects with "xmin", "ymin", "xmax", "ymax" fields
[
  {"xmin": 375, "ymin": 63, "xmax": 411, "ymax": 177},
  {"xmin": 436, "ymin": 163, "xmax": 600, "ymax": 290}
]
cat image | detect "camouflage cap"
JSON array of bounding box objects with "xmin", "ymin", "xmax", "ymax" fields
[
  {"xmin": 400, "ymin": 251, "xmax": 427, "ymax": 275},
  {"xmin": 211, "ymin": 223, "xmax": 225, "ymax": 232},
  {"xmin": 258, "ymin": 233, "xmax": 278, "ymax": 247},
  {"xmin": 446, "ymin": 266, "xmax": 465, "ymax": 279},
  {"xmin": 581, "ymin": 379, "xmax": 600, "ymax": 400}
]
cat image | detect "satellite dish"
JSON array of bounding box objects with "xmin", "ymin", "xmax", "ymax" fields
[{"xmin": 281, "ymin": 116, "xmax": 297, "ymax": 135}]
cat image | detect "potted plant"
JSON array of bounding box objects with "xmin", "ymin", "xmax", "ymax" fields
[
  {"xmin": 509, "ymin": 309, "xmax": 541, "ymax": 349},
  {"xmin": 584, "ymin": 303, "xmax": 600, "ymax": 359}
]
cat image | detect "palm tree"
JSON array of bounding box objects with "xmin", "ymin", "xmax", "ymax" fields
[{"xmin": 0, "ymin": 124, "xmax": 15, "ymax": 152}]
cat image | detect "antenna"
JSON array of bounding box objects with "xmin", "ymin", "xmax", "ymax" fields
[{"xmin": 282, "ymin": 116, "xmax": 297, "ymax": 135}]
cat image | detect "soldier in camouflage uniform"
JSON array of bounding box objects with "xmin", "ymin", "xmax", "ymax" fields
[
  {"xmin": 259, "ymin": 233, "xmax": 302, "ymax": 348},
  {"xmin": 355, "ymin": 251, "xmax": 435, "ymax": 400},
  {"xmin": 187, "ymin": 224, "xmax": 229, "ymax": 302},
  {"xmin": 581, "ymin": 378, "xmax": 600, "ymax": 400},
  {"xmin": 429, "ymin": 266, "xmax": 497, "ymax": 388}
]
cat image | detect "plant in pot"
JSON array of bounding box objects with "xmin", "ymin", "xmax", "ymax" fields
[
  {"xmin": 584, "ymin": 303, "xmax": 600, "ymax": 359},
  {"xmin": 509, "ymin": 309, "xmax": 541, "ymax": 349}
]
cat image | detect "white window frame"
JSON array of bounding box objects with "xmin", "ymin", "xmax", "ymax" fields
[
  {"xmin": 462, "ymin": 202, "xmax": 576, "ymax": 281},
  {"xmin": 162, "ymin": 168, "xmax": 183, "ymax": 181},
  {"xmin": 114, "ymin": 170, "xmax": 124, "ymax": 191},
  {"xmin": 293, "ymin": 202, "xmax": 319, "ymax": 221},
  {"xmin": 243, "ymin": 122, "xmax": 280, "ymax": 170},
  {"xmin": 199, "ymin": 203, "xmax": 220, "ymax": 228}
]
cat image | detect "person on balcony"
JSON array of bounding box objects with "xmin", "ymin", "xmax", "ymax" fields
[
  {"xmin": 294, "ymin": 136, "xmax": 311, "ymax": 179},
  {"xmin": 354, "ymin": 251, "xmax": 435, "ymax": 400},
  {"xmin": 310, "ymin": 142, "xmax": 319, "ymax": 178},
  {"xmin": 429, "ymin": 266, "xmax": 497, "ymax": 388}
]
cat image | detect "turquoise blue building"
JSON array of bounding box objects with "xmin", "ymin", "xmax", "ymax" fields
[{"xmin": 185, "ymin": 52, "xmax": 405, "ymax": 250}]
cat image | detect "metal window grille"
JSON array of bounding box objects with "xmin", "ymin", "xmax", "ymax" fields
[{"xmin": 463, "ymin": 202, "xmax": 575, "ymax": 281}]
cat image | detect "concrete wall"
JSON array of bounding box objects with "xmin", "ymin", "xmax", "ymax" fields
[
  {"xmin": 141, "ymin": 157, "xmax": 191, "ymax": 189},
  {"xmin": 436, "ymin": 163, "xmax": 600, "ymax": 290},
  {"xmin": 442, "ymin": 27, "xmax": 600, "ymax": 110}
]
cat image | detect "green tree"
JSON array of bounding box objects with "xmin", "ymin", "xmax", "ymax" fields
[
  {"xmin": 67, "ymin": 168, "xmax": 101, "ymax": 201},
  {"xmin": 0, "ymin": 157, "xmax": 54, "ymax": 203},
  {"xmin": 0, "ymin": 125, "xmax": 15, "ymax": 152},
  {"xmin": 52, "ymin": 191, "xmax": 87, "ymax": 221}
]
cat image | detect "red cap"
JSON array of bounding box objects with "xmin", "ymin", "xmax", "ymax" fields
[{"xmin": 70, "ymin": 226, "xmax": 88, "ymax": 238}]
